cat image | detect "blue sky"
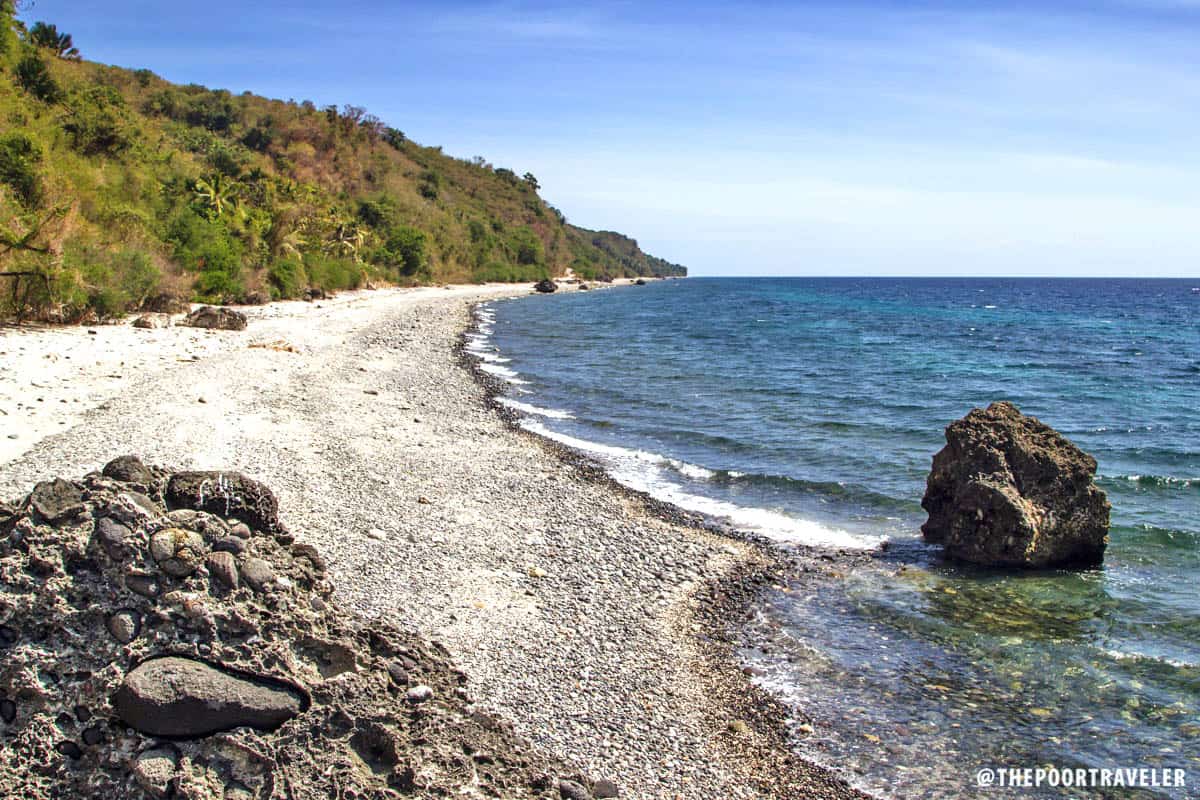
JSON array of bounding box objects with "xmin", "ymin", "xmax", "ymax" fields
[{"xmin": 22, "ymin": 1, "xmax": 1200, "ymax": 276}]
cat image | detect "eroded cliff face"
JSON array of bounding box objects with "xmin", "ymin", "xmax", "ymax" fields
[
  {"xmin": 0, "ymin": 456, "xmax": 598, "ymax": 800},
  {"xmin": 921, "ymin": 402, "xmax": 1110, "ymax": 568}
]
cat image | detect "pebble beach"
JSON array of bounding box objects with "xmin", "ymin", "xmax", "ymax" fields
[{"xmin": 0, "ymin": 284, "xmax": 866, "ymax": 800}]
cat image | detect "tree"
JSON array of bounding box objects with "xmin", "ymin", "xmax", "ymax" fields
[
  {"xmin": 327, "ymin": 221, "xmax": 366, "ymax": 263},
  {"xmin": 28, "ymin": 22, "xmax": 80, "ymax": 60},
  {"xmin": 15, "ymin": 53, "xmax": 60, "ymax": 102},
  {"xmin": 522, "ymin": 172, "xmax": 540, "ymax": 191},
  {"xmin": 62, "ymin": 87, "xmax": 133, "ymax": 156},
  {"xmin": 191, "ymin": 174, "xmax": 242, "ymax": 219},
  {"xmin": 0, "ymin": 133, "xmax": 43, "ymax": 207}
]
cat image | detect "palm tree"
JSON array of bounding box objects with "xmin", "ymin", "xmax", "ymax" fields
[
  {"xmin": 192, "ymin": 174, "xmax": 242, "ymax": 219},
  {"xmin": 28, "ymin": 22, "xmax": 80, "ymax": 61},
  {"xmin": 328, "ymin": 222, "xmax": 366, "ymax": 263}
]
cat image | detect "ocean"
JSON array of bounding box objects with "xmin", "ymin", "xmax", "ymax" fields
[{"xmin": 466, "ymin": 277, "xmax": 1199, "ymax": 799}]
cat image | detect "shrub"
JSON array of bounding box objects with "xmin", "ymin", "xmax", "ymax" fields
[
  {"xmin": 267, "ymin": 257, "xmax": 306, "ymax": 299},
  {"xmin": 182, "ymin": 90, "xmax": 238, "ymax": 131},
  {"xmin": 167, "ymin": 209, "xmax": 243, "ymax": 302},
  {"xmin": 356, "ymin": 197, "xmax": 395, "ymax": 230},
  {"xmin": 62, "ymin": 87, "xmax": 133, "ymax": 156},
  {"xmin": 304, "ymin": 253, "xmax": 362, "ymax": 292},
  {"xmin": 0, "ymin": 133, "xmax": 43, "ymax": 206},
  {"xmin": 15, "ymin": 53, "xmax": 60, "ymax": 102},
  {"xmin": 383, "ymin": 127, "xmax": 406, "ymax": 150},
  {"xmin": 241, "ymin": 125, "xmax": 273, "ymax": 153},
  {"xmin": 509, "ymin": 226, "xmax": 544, "ymax": 266},
  {"xmin": 376, "ymin": 226, "xmax": 429, "ymax": 278}
]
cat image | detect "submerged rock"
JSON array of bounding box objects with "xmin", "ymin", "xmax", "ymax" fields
[
  {"xmin": 182, "ymin": 305, "xmax": 248, "ymax": 331},
  {"xmin": 534, "ymin": 278, "xmax": 558, "ymax": 293},
  {"xmin": 921, "ymin": 401, "xmax": 1110, "ymax": 568},
  {"xmin": 114, "ymin": 657, "xmax": 304, "ymax": 737}
]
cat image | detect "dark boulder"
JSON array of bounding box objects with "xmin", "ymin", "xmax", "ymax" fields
[
  {"xmin": 534, "ymin": 279, "xmax": 558, "ymax": 294},
  {"xmin": 634, "ymin": 278, "xmax": 647, "ymax": 286},
  {"xmin": 132, "ymin": 314, "xmax": 170, "ymax": 329},
  {"xmin": 27, "ymin": 479, "xmax": 85, "ymax": 523},
  {"xmin": 113, "ymin": 657, "xmax": 304, "ymax": 737},
  {"xmin": 921, "ymin": 401, "xmax": 1110, "ymax": 568},
  {"xmin": 182, "ymin": 306, "xmax": 248, "ymax": 331},
  {"xmin": 166, "ymin": 471, "xmax": 283, "ymax": 535},
  {"xmin": 102, "ymin": 455, "xmax": 155, "ymax": 486}
]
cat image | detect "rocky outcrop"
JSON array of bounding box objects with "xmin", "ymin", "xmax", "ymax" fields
[
  {"xmin": 182, "ymin": 305, "xmax": 248, "ymax": 331},
  {"xmin": 166, "ymin": 470, "xmax": 283, "ymax": 536},
  {"xmin": 533, "ymin": 278, "xmax": 557, "ymax": 294},
  {"xmin": 921, "ymin": 402, "xmax": 1110, "ymax": 568},
  {"xmin": 0, "ymin": 456, "xmax": 598, "ymax": 799},
  {"xmin": 132, "ymin": 314, "xmax": 171, "ymax": 329}
]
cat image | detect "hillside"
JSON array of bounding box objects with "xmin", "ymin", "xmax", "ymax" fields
[{"xmin": 0, "ymin": 7, "xmax": 685, "ymax": 321}]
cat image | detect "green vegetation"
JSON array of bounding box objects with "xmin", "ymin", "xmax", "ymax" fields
[{"xmin": 0, "ymin": 7, "xmax": 684, "ymax": 321}]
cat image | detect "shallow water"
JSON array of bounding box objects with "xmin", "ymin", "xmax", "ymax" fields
[{"xmin": 469, "ymin": 278, "xmax": 1200, "ymax": 798}]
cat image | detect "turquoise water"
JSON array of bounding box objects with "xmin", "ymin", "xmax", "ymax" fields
[{"xmin": 469, "ymin": 278, "xmax": 1200, "ymax": 798}]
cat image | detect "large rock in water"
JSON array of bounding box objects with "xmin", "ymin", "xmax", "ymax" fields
[
  {"xmin": 533, "ymin": 278, "xmax": 557, "ymax": 293},
  {"xmin": 921, "ymin": 401, "xmax": 1110, "ymax": 568}
]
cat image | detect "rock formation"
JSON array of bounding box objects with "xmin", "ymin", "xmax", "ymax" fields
[
  {"xmin": 0, "ymin": 457, "xmax": 603, "ymax": 799},
  {"xmin": 921, "ymin": 402, "xmax": 1110, "ymax": 568},
  {"xmin": 132, "ymin": 314, "xmax": 171, "ymax": 329},
  {"xmin": 182, "ymin": 306, "xmax": 248, "ymax": 331},
  {"xmin": 533, "ymin": 279, "xmax": 557, "ymax": 294}
]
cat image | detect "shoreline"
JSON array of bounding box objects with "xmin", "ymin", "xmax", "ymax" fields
[
  {"xmin": 1, "ymin": 282, "xmax": 869, "ymax": 799},
  {"xmin": 461, "ymin": 299, "xmax": 878, "ymax": 800}
]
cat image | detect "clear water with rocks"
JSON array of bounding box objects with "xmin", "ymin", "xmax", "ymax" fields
[{"xmin": 469, "ymin": 278, "xmax": 1200, "ymax": 799}]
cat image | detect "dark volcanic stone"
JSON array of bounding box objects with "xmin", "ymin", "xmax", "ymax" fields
[
  {"xmin": 559, "ymin": 779, "xmax": 592, "ymax": 800},
  {"xmin": 182, "ymin": 305, "xmax": 248, "ymax": 331},
  {"xmin": 102, "ymin": 455, "xmax": 154, "ymax": 486},
  {"xmin": 206, "ymin": 551, "xmax": 239, "ymax": 590},
  {"xmin": 113, "ymin": 657, "xmax": 304, "ymax": 737},
  {"xmin": 166, "ymin": 471, "xmax": 282, "ymax": 534},
  {"xmin": 107, "ymin": 610, "xmax": 140, "ymax": 643},
  {"xmin": 533, "ymin": 278, "xmax": 557, "ymax": 294},
  {"xmin": 921, "ymin": 401, "xmax": 1110, "ymax": 568},
  {"xmin": 28, "ymin": 479, "xmax": 85, "ymax": 523},
  {"xmin": 240, "ymin": 557, "xmax": 275, "ymax": 592},
  {"xmin": 95, "ymin": 517, "xmax": 134, "ymax": 561}
]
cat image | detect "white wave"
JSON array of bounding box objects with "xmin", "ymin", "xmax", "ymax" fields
[
  {"xmin": 519, "ymin": 421, "xmax": 879, "ymax": 550},
  {"xmin": 668, "ymin": 458, "xmax": 715, "ymax": 480},
  {"xmin": 497, "ymin": 398, "xmax": 576, "ymax": 419},
  {"xmin": 1102, "ymin": 648, "xmax": 1195, "ymax": 669},
  {"xmin": 479, "ymin": 363, "xmax": 529, "ymax": 385}
]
